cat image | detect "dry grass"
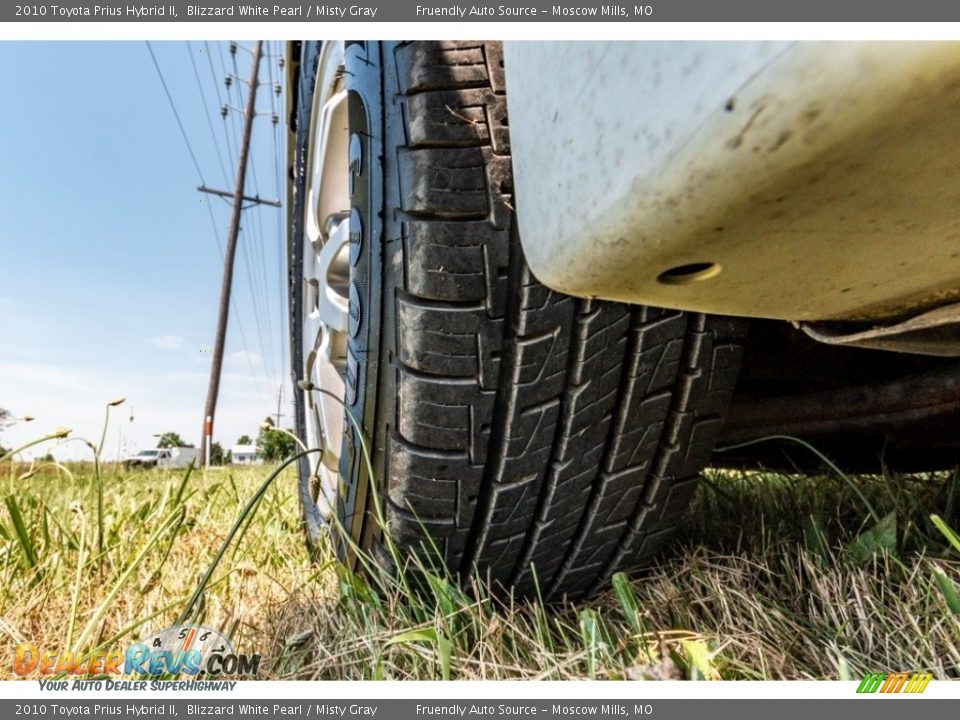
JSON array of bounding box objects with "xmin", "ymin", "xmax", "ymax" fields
[
  {"xmin": 0, "ymin": 461, "xmax": 309, "ymax": 679},
  {"xmin": 2, "ymin": 435, "xmax": 958, "ymax": 681},
  {"xmin": 262, "ymin": 467, "xmax": 960, "ymax": 680}
]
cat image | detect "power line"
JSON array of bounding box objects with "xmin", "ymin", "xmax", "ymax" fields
[
  {"xmin": 204, "ymin": 40, "xmax": 226, "ymax": 109},
  {"xmin": 145, "ymin": 41, "xmax": 206, "ymax": 184},
  {"xmin": 268, "ymin": 42, "xmax": 288, "ymax": 380},
  {"xmin": 215, "ymin": 41, "xmax": 240, "ymax": 171},
  {"xmin": 252, "ymin": 186, "xmax": 278, "ymax": 382},
  {"xmin": 186, "ymin": 41, "xmax": 231, "ymax": 188},
  {"xmin": 199, "ymin": 40, "xmax": 239, "ymax": 176},
  {"xmin": 228, "ymin": 43, "xmax": 247, "ymax": 168},
  {"xmin": 204, "ymin": 38, "xmax": 230, "ymax": 158},
  {"xmin": 201, "ymin": 196, "xmax": 270, "ymax": 408},
  {"xmin": 269, "ymin": 42, "xmax": 287, "ymax": 382},
  {"xmin": 238, "ymin": 225, "xmax": 274, "ymax": 388}
]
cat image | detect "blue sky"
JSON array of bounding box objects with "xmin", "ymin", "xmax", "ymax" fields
[{"xmin": 0, "ymin": 41, "xmax": 291, "ymax": 460}]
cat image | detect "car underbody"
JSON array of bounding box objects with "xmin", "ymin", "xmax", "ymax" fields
[{"xmin": 719, "ymin": 318, "xmax": 960, "ymax": 472}]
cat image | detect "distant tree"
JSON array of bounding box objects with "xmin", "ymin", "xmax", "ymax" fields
[
  {"xmin": 236, "ymin": 434, "xmax": 253, "ymax": 446},
  {"xmin": 42, "ymin": 452, "xmax": 55, "ymax": 463},
  {"xmin": 0, "ymin": 407, "xmax": 13, "ymax": 455},
  {"xmin": 156, "ymin": 432, "xmax": 193, "ymax": 448},
  {"xmin": 256, "ymin": 417, "xmax": 295, "ymax": 462},
  {"xmin": 209, "ymin": 442, "xmax": 226, "ymax": 466}
]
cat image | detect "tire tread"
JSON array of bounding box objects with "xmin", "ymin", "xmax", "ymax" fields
[{"xmin": 373, "ymin": 41, "xmax": 743, "ymax": 598}]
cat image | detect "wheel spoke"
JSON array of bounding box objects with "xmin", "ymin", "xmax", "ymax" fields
[{"xmin": 314, "ymin": 218, "xmax": 349, "ymax": 334}]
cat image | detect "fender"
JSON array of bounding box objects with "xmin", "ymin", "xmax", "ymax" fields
[{"xmin": 504, "ymin": 41, "xmax": 960, "ymax": 323}]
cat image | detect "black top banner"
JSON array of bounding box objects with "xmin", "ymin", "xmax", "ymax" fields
[{"xmin": 5, "ymin": 0, "xmax": 960, "ymax": 22}]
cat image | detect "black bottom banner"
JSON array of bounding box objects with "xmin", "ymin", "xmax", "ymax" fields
[{"xmin": 2, "ymin": 699, "xmax": 953, "ymax": 720}]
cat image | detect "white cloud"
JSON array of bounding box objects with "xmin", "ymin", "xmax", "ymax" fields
[
  {"xmin": 151, "ymin": 335, "xmax": 185, "ymax": 351},
  {"xmin": 0, "ymin": 359, "xmax": 287, "ymax": 462},
  {"xmin": 224, "ymin": 350, "xmax": 262, "ymax": 368},
  {"xmin": 0, "ymin": 360, "xmax": 111, "ymax": 395}
]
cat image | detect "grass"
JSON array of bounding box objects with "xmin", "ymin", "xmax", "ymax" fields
[
  {"xmin": 1, "ymin": 427, "xmax": 959, "ymax": 681},
  {"xmin": 0, "ymin": 458, "xmax": 304, "ymax": 679},
  {"xmin": 267, "ymin": 466, "xmax": 960, "ymax": 680}
]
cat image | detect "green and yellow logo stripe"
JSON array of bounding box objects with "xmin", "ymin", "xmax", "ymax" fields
[{"xmin": 857, "ymin": 672, "xmax": 932, "ymax": 694}]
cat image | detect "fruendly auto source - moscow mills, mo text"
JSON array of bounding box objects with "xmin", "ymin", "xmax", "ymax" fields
[{"xmin": 415, "ymin": 4, "xmax": 652, "ymax": 17}]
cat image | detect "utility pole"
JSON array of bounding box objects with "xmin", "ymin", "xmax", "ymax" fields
[
  {"xmin": 200, "ymin": 40, "xmax": 263, "ymax": 468},
  {"xmin": 275, "ymin": 383, "xmax": 284, "ymax": 427}
]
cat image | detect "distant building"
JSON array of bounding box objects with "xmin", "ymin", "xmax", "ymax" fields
[{"xmin": 229, "ymin": 444, "xmax": 261, "ymax": 465}]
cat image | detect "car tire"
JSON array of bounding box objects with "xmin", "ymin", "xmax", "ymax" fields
[{"xmin": 291, "ymin": 40, "xmax": 746, "ymax": 599}]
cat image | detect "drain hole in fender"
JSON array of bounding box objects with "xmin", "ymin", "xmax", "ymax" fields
[{"xmin": 657, "ymin": 262, "xmax": 721, "ymax": 285}]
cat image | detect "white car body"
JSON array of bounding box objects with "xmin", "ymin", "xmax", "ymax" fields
[
  {"xmin": 503, "ymin": 41, "xmax": 960, "ymax": 324},
  {"xmin": 126, "ymin": 447, "xmax": 199, "ymax": 469}
]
